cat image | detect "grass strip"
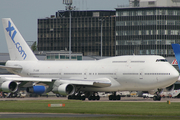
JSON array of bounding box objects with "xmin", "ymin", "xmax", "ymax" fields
[{"xmin": 0, "ymin": 100, "xmax": 180, "ymax": 117}]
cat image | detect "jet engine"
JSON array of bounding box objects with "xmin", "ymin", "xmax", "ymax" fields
[
  {"xmin": 0, "ymin": 81, "xmax": 18, "ymax": 93},
  {"xmin": 26, "ymin": 85, "xmax": 46, "ymax": 94},
  {"xmin": 52, "ymin": 84, "xmax": 75, "ymax": 95}
]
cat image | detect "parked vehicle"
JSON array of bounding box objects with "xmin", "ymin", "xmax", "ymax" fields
[{"xmin": 143, "ymin": 93, "xmax": 154, "ymax": 98}]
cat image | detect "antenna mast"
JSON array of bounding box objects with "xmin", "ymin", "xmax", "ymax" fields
[{"xmin": 63, "ymin": 0, "xmax": 73, "ymax": 60}]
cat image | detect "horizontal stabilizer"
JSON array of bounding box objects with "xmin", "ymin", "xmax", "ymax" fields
[
  {"xmin": 0, "ymin": 65, "xmax": 22, "ymax": 70},
  {"xmin": 0, "ymin": 65, "xmax": 22, "ymax": 73}
]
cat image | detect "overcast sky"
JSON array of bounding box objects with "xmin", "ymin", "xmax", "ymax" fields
[{"xmin": 0, "ymin": 0, "xmax": 128, "ymax": 53}]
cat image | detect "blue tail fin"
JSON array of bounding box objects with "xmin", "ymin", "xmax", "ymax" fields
[{"xmin": 172, "ymin": 44, "xmax": 180, "ymax": 70}]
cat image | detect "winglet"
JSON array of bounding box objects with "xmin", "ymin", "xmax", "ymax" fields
[
  {"xmin": 172, "ymin": 44, "xmax": 180, "ymax": 70},
  {"xmin": 2, "ymin": 18, "xmax": 38, "ymax": 61}
]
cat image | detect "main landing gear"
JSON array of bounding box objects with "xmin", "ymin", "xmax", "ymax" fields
[
  {"xmin": 109, "ymin": 92, "xmax": 121, "ymax": 100},
  {"xmin": 68, "ymin": 92, "xmax": 100, "ymax": 101},
  {"xmin": 88, "ymin": 94, "xmax": 100, "ymax": 101},
  {"xmin": 68, "ymin": 88, "xmax": 87, "ymax": 100},
  {"xmin": 68, "ymin": 94, "xmax": 86, "ymax": 100}
]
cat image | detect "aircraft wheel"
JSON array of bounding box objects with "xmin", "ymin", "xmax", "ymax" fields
[
  {"xmin": 81, "ymin": 96, "xmax": 86, "ymax": 101},
  {"xmin": 72, "ymin": 95, "xmax": 76, "ymax": 99},
  {"xmin": 77, "ymin": 95, "xmax": 81, "ymax": 100},
  {"xmin": 56, "ymin": 94, "xmax": 60, "ymax": 97},
  {"xmin": 88, "ymin": 95, "xmax": 100, "ymax": 101},
  {"xmin": 109, "ymin": 95, "xmax": 113, "ymax": 100},
  {"xmin": 153, "ymin": 96, "xmax": 157, "ymax": 101},
  {"xmin": 88, "ymin": 96, "xmax": 92, "ymax": 100},
  {"xmin": 68, "ymin": 95, "xmax": 72, "ymax": 99},
  {"xmin": 153, "ymin": 96, "xmax": 161, "ymax": 101},
  {"xmin": 92, "ymin": 96, "xmax": 96, "ymax": 100},
  {"xmin": 112, "ymin": 95, "xmax": 116, "ymax": 100},
  {"xmin": 96, "ymin": 95, "xmax": 100, "ymax": 100},
  {"xmin": 157, "ymin": 96, "xmax": 161, "ymax": 101},
  {"xmin": 116, "ymin": 95, "xmax": 121, "ymax": 100}
]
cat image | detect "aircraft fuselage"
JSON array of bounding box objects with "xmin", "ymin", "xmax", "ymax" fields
[{"xmin": 5, "ymin": 55, "xmax": 179, "ymax": 92}]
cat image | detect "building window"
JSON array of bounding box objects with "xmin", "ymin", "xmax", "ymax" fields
[
  {"xmin": 47, "ymin": 56, "xmax": 51, "ymax": 59},
  {"xmin": 116, "ymin": 21, "xmax": 124, "ymax": 26},
  {"xmin": 137, "ymin": 11, "xmax": 142, "ymax": 16},
  {"xmin": 60, "ymin": 55, "xmax": 65, "ymax": 59},
  {"xmin": 167, "ymin": 20, "xmax": 175, "ymax": 25},
  {"xmin": 71, "ymin": 56, "xmax": 76, "ymax": 59},
  {"xmin": 122, "ymin": 11, "xmax": 129, "ymax": 16},
  {"xmin": 148, "ymin": 1, "xmax": 155, "ymax": 5},
  {"xmin": 77, "ymin": 56, "xmax": 82, "ymax": 60},
  {"xmin": 147, "ymin": 10, "xmax": 153, "ymax": 15},
  {"xmin": 55, "ymin": 55, "xmax": 59, "ymax": 59}
]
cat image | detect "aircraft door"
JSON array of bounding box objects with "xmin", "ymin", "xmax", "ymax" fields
[
  {"xmin": 114, "ymin": 69, "xmax": 118, "ymax": 79},
  {"xmin": 84, "ymin": 69, "xmax": 87, "ymax": 79},
  {"xmin": 59, "ymin": 69, "xmax": 62, "ymax": 79},
  {"xmin": 139, "ymin": 70, "xmax": 143, "ymax": 79}
]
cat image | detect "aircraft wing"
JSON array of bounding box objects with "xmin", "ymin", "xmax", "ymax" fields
[
  {"xmin": 0, "ymin": 75, "xmax": 52, "ymax": 82},
  {"xmin": 0, "ymin": 75, "xmax": 113, "ymax": 94},
  {"xmin": 0, "ymin": 75, "xmax": 111, "ymax": 87},
  {"xmin": 59, "ymin": 78, "xmax": 111, "ymax": 87}
]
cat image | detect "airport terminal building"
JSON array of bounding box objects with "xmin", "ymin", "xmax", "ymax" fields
[
  {"xmin": 116, "ymin": 0, "xmax": 180, "ymax": 57},
  {"xmin": 37, "ymin": 0, "xmax": 180, "ymax": 57},
  {"xmin": 38, "ymin": 10, "xmax": 116, "ymax": 56}
]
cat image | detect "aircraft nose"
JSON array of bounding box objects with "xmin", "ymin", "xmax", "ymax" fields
[{"xmin": 170, "ymin": 68, "xmax": 179, "ymax": 82}]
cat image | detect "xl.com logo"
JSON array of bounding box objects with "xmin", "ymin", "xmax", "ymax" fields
[{"xmin": 6, "ymin": 21, "xmax": 27, "ymax": 60}]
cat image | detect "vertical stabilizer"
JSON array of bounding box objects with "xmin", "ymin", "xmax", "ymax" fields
[
  {"xmin": 171, "ymin": 44, "xmax": 180, "ymax": 70},
  {"xmin": 2, "ymin": 18, "xmax": 38, "ymax": 61},
  {"xmin": 171, "ymin": 59, "xmax": 178, "ymax": 65}
]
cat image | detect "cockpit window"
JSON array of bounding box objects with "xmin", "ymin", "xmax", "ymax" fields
[{"xmin": 156, "ymin": 59, "xmax": 168, "ymax": 62}]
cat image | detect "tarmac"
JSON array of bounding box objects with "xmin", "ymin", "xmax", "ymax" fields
[
  {"xmin": 0, "ymin": 96, "xmax": 180, "ymax": 118},
  {"xmin": 0, "ymin": 96, "xmax": 180, "ymax": 102},
  {"xmin": 0, "ymin": 113, "xmax": 119, "ymax": 118}
]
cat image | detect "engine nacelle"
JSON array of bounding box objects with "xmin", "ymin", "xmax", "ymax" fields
[
  {"xmin": 52, "ymin": 84, "xmax": 75, "ymax": 95},
  {"xmin": 0, "ymin": 81, "xmax": 18, "ymax": 93},
  {"xmin": 26, "ymin": 86, "xmax": 46, "ymax": 94}
]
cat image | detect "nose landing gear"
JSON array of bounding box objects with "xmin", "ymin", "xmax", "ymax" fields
[
  {"xmin": 153, "ymin": 89, "xmax": 162, "ymax": 101},
  {"xmin": 153, "ymin": 95, "xmax": 161, "ymax": 101}
]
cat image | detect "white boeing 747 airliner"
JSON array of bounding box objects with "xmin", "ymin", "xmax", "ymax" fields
[{"xmin": 0, "ymin": 18, "xmax": 179, "ymax": 101}]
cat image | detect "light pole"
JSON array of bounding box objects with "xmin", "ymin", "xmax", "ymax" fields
[
  {"xmin": 99, "ymin": 18, "xmax": 104, "ymax": 58},
  {"xmin": 63, "ymin": 0, "xmax": 73, "ymax": 60}
]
